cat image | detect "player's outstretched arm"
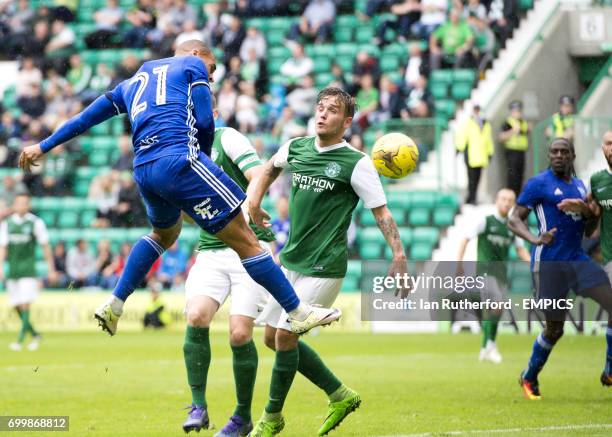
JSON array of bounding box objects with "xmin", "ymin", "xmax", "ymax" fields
[
  {"xmin": 248, "ymin": 155, "xmax": 283, "ymax": 228},
  {"xmin": 192, "ymin": 84, "xmax": 215, "ymax": 155},
  {"xmin": 372, "ymin": 205, "xmax": 410, "ymax": 297},
  {"xmin": 508, "ymin": 204, "xmax": 556, "ymax": 245},
  {"xmin": 19, "ymin": 95, "xmax": 119, "ymax": 172},
  {"xmin": 456, "ymin": 238, "xmax": 470, "ymax": 276}
]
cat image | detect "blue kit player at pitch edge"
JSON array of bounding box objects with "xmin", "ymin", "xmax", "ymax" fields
[
  {"xmin": 18, "ymin": 40, "xmax": 340, "ymax": 343},
  {"xmin": 508, "ymin": 137, "xmax": 612, "ymax": 400}
]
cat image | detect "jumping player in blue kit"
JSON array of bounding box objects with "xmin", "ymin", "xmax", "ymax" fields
[
  {"xmin": 508, "ymin": 138, "xmax": 612, "ymax": 399},
  {"xmin": 19, "ymin": 40, "xmax": 340, "ymax": 341}
]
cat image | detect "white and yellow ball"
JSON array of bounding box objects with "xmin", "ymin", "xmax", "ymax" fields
[{"xmin": 371, "ymin": 133, "xmax": 419, "ymax": 179}]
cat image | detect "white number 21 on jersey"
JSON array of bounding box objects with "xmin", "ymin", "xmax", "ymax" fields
[{"xmin": 130, "ymin": 64, "xmax": 169, "ymax": 121}]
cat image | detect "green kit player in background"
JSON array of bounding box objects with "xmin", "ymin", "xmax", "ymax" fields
[
  {"xmin": 0, "ymin": 193, "xmax": 57, "ymax": 351},
  {"xmin": 587, "ymin": 129, "xmax": 612, "ymax": 386},
  {"xmin": 181, "ymin": 100, "xmax": 276, "ymax": 435},
  {"xmin": 248, "ymin": 87, "xmax": 410, "ymax": 436},
  {"xmin": 457, "ymin": 188, "xmax": 530, "ymax": 363}
]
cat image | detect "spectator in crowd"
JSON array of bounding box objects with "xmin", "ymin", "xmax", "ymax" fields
[
  {"xmin": 470, "ymin": 16, "xmax": 495, "ymax": 75},
  {"xmin": 39, "ymin": 143, "xmax": 74, "ymax": 196},
  {"xmin": 143, "ymin": 281, "xmax": 171, "ymax": 328},
  {"xmin": 66, "ymin": 239, "xmax": 97, "ymax": 288},
  {"xmin": 224, "ymin": 56, "xmax": 244, "ymax": 89},
  {"xmin": 455, "ymin": 104, "xmax": 493, "ymax": 205},
  {"xmin": 123, "ymin": 0, "xmax": 156, "ymax": 48},
  {"xmin": 546, "ymin": 95, "xmax": 575, "ymax": 141},
  {"xmin": 499, "ymin": 100, "xmax": 530, "ymax": 195},
  {"xmin": 235, "ymin": 81, "xmax": 259, "ymax": 133},
  {"xmin": 4, "ymin": 0, "xmax": 35, "ymax": 57},
  {"xmin": 429, "ymin": 8, "xmax": 474, "ymax": 70},
  {"xmin": 86, "ymin": 63, "xmax": 113, "ymax": 100},
  {"xmin": 272, "ymin": 106, "xmax": 307, "ymax": 145},
  {"xmin": 105, "ymin": 242, "xmax": 132, "ymax": 287},
  {"xmin": 174, "ymin": 19, "xmax": 203, "ymax": 48},
  {"xmin": 16, "ymin": 57, "xmax": 43, "ymax": 100},
  {"xmin": 113, "ymin": 135, "xmax": 134, "ymax": 171},
  {"xmin": 373, "ymin": 0, "xmax": 421, "ymax": 46},
  {"xmin": 351, "ymin": 50, "xmax": 381, "ymax": 93},
  {"xmin": 399, "ymin": 74, "xmax": 433, "ymax": 118},
  {"xmin": 280, "ymin": 43, "xmax": 314, "ymax": 84},
  {"xmin": 45, "ymin": 19, "xmax": 75, "ymax": 73},
  {"xmin": 288, "ymin": 0, "xmax": 336, "ymax": 43},
  {"xmin": 17, "ymin": 83, "xmax": 46, "ymax": 119},
  {"xmin": 220, "ymin": 15, "xmax": 246, "ymax": 63},
  {"xmin": 88, "ymin": 172, "xmax": 120, "ymax": 228},
  {"xmin": 52, "ymin": 0, "xmax": 77, "ymax": 22},
  {"xmin": 371, "ymin": 74, "xmax": 398, "ymax": 123},
  {"xmin": 113, "ymin": 172, "xmax": 146, "ymax": 227},
  {"xmin": 156, "ymin": 241, "xmax": 188, "ymax": 290},
  {"xmin": 285, "ymin": 75, "xmax": 318, "ymax": 120},
  {"xmin": 350, "ymin": 134, "xmax": 365, "ymax": 151},
  {"xmin": 404, "ymin": 43, "xmax": 430, "ymax": 88},
  {"xmin": 270, "ymin": 196, "xmax": 290, "ymax": 264},
  {"xmin": 85, "ymin": 0, "xmax": 123, "ymax": 49},
  {"xmin": 240, "ymin": 26, "xmax": 266, "ymax": 62},
  {"xmin": 66, "ymin": 54, "xmax": 93, "ymax": 95},
  {"xmin": 488, "ymin": 0, "xmax": 519, "ymax": 47},
  {"xmin": 240, "ymin": 47, "xmax": 262, "ymax": 84},
  {"xmin": 354, "ymin": 74, "xmax": 379, "ymax": 131},
  {"xmin": 411, "ymin": 0, "xmax": 447, "ymax": 40},
  {"xmin": 47, "ymin": 240, "xmax": 69, "ymax": 288},
  {"xmin": 360, "ymin": 0, "xmax": 393, "ymax": 20},
  {"xmin": 0, "ymin": 175, "xmax": 27, "ymax": 217},
  {"xmin": 22, "ymin": 20, "xmax": 50, "ymax": 59},
  {"xmin": 217, "ymin": 79, "xmax": 238, "ymax": 126},
  {"xmin": 464, "ymin": 0, "xmax": 487, "ymax": 21},
  {"xmin": 113, "ymin": 53, "xmax": 140, "ymax": 83},
  {"xmin": 329, "ymin": 62, "xmax": 348, "ymax": 90},
  {"xmin": 93, "ymin": 239, "xmax": 114, "ymax": 287}
]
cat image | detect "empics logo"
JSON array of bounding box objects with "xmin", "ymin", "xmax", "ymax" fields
[{"xmin": 193, "ymin": 198, "xmax": 219, "ymax": 220}]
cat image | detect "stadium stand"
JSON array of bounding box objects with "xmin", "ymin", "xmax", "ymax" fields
[{"xmin": 0, "ymin": 0, "xmax": 538, "ymax": 291}]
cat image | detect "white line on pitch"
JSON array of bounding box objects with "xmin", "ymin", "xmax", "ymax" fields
[{"xmin": 375, "ymin": 423, "xmax": 612, "ymax": 436}]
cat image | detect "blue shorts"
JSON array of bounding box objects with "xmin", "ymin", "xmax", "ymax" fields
[
  {"xmin": 533, "ymin": 259, "xmax": 609, "ymax": 301},
  {"xmin": 133, "ymin": 152, "xmax": 245, "ymax": 233}
]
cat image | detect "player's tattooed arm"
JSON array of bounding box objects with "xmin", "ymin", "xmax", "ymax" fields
[
  {"xmin": 372, "ymin": 205, "xmax": 411, "ymax": 297},
  {"xmin": 508, "ymin": 205, "xmax": 557, "ymax": 246},
  {"xmin": 248, "ymin": 157, "xmax": 283, "ymax": 228}
]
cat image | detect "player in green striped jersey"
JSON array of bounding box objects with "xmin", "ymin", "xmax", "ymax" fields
[
  {"xmin": 457, "ymin": 188, "xmax": 530, "ymax": 363},
  {"xmin": 248, "ymin": 88, "xmax": 409, "ymax": 436},
  {"xmin": 585, "ymin": 130, "xmax": 612, "ymax": 387},
  {"xmin": 181, "ymin": 101, "xmax": 275, "ymax": 435},
  {"xmin": 0, "ymin": 193, "xmax": 56, "ymax": 351}
]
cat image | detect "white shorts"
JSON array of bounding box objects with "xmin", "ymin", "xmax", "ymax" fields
[
  {"xmin": 259, "ymin": 268, "xmax": 343, "ymax": 331},
  {"xmin": 184, "ymin": 244, "xmax": 271, "ymax": 319},
  {"xmin": 6, "ymin": 278, "xmax": 40, "ymax": 307}
]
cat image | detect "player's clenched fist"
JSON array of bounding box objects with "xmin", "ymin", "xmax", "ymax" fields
[
  {"xmin": 247, "ymin": 202, "xmax": 271, "ymax": 228},
  {"xmin": 536, "ymin": 227, "xmax": 557, "ymax": 245},
  {"xmin": 19, "ymin": 143, "xmax": 44, "ymax": 173}
]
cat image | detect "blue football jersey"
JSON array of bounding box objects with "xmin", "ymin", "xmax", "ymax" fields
[
  {"xmin": 517, "ymin": 169, "xmax": 589, "ymax": 266},
  {"xmin": 106, "ymin": 55, "xmax": 210, "ymax": 167}
]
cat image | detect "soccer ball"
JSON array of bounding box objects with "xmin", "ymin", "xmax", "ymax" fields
[{"xmin": 371, "ymin": 133, "xmax": 419, "ymax": 179}]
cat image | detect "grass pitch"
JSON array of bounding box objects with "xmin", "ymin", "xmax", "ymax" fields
[{"xmin": 1, "ymin": 331, "xmax": 611, "ymax": 436}]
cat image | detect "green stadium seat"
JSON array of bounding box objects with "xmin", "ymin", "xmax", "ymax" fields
[
  {"xmin": 410, "ymin": 243, "xmax": 433, "ymax": 261},
  {"xmin": 430, "ymin": 83, "xmax": 448, "ymax": 99},
  {"xmin": 430, "ymin": 70, "xmax": 454, "ymax": 86},
  {"xmin": 268, "ymin": 57, "xmax": 285, "ymax": 74},
  {"xmin": 57, "ymin": 212, "xmax": 79, "ymax": 228},
  {"xmin": 451, "ymin": 82, "xmax": 473, "ymax": 100},
  {"xmin": 359, "ymin": 209, "xmax": 377, "ymax": 226},
  {"xmin": 58, "ymin": 229, "xmax": 81, "ymax": 245},
  {"xmin": 382, "ymin": 44, "xmax": 408, "ymax": 62},
  {"xmin": 528, "ymin": 212, "xmax": 537, "ymax": 226},
  {"xmin": 334, "ymin": 27, "xmax": 353, "ymax": 43},
  {"xmin": 80, "ymin": 210, "xmax": 97, "ymax": 228},
  {"xmin": 391, "ymin": 209, "xmax": 406, "ymax": 225},
  {"xmin": 519, "ymin": 0, "xmax": 534, "ymax": 11},
  {"xmin": 37, "ymin": 210, "xmax": 56, "ymax": 227},
  {"xmin": 355, "ymin": 26, "xmax": 374, "ymax": 44},
  {"xmin": 269, "ymin": 46, "xmax": 290, "ymax": 59},
  {"xmin": 363, "ymin": 129, "xmax": 380, "ymax": 147},
  {"xmin": 432, "ymin": 206, "xmax": 456, "ymax": 227},
  {"xmin": 452, "ymin": 69, "xmax": 476, "ymax": 83},
  {"xmin": 380, "ymin": 57, "xmax": 400, "ymax": 73},
  {"xmin": 386, "ymin": 190, "xmax": 410, "ymax": 209},
  {"xmin": 358, "ymin": 227, "xmax": 384, "ymax": 244},
  {"xmin": 434, "ymin": 99, "xmax": 456, "ymax": 119},
  {"xmin": 36, "ymin": 261, "xmax": 48, "ymax": 277},
  {"xmin": 313, "ymin": 56, "xmax": 332, "ymax": 73},
  {"xmin": 245, "ymin": 18, "xmax": 267, "ymax": 31},
  {"xmin": 267, "ymin": 17, "xmax": 293, "ymax": 31},
  {"xmin": 335, "ymin": 43, "xmax": 359, "ymax": 58},
  {"xmin": 266, "ymin": 29, "xmax": 286, "ymax": 45},
  {"xmin": 336, "ymin": 56, "xmax": 354, "ymax": 72},
  {"xmin": 412, "ymin": 227, "xmax": 440, "ymax": 245},
  {"xmin": 89, "ymin": 149, "xmax": 110, "ymax": 167},
  {"xmin": 410, "ymin": 191, "xmax": 436, "ymax": 209},
  {"xmin": 358, "ymin": 44, "xmax": 380, "ymax": 57},
  {"xmin": 435, "ymin": 192, "xmax": 460, "ymax": 210},
  {"xmin": 359, "ymin": 242, "xmax": 383, "ymax": 259},
  {"xmin": 315, "ymin": 73, "xmax": 335, "ymax": 88},
  {"xmin": 337, "ymin": 15, "xmax": 359, "ymax": 28},
  {"xmin": 90, "ymin": 120, "xmax": 112, "ymax": 136},
  {"xmin": 347, "ymin": 260, "xmax": 362, "ymax": 277},
  {"xmin": 310, "ymin": 44, "xmax": 335, "ymax": 57},
  {"xmin": 408, "ymin": 208, "xmax": 430, "ymax": 226}
]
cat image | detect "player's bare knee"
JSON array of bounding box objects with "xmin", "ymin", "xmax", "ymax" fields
[
  {"xmin": 152, "ymin": 223, "xmax": 182, "ymax": 249},
  {"xmin": 186, "ymin": 307, "xmax": 213, "ymax": 328},
  {"xmin": 230, "ymin": 327, "xmax": 252, "ymax": 347},
  {"xmin": 264, "ymin": 326, "xmax": 277, "ymax": 350},
  {"xmin": 275, "ymin": 328, "xmax": 298, "ymax": 351}
]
